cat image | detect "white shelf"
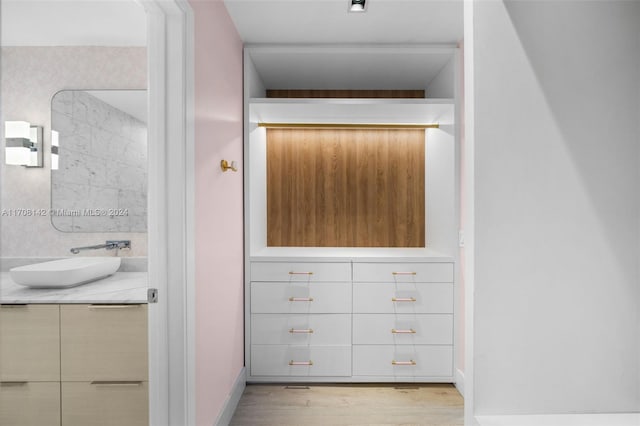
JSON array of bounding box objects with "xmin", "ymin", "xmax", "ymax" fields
[
  {"xmin": 249, "ymin": 98, "xmax": 454, "ymax": 126},
  {"xmin": 250, "ymin": 247, "xmax": 454, "ymax": 262}
]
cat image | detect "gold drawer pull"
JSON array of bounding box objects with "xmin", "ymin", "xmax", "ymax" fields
[
  {"xmin": 289, "ymin": 271, "xmax": 313, "ymax": 275},
  {"xmin": 391, "ymin": 328, "xmax": 416, "ymax": 334},
  {"xmin": 289, "ymin": 328, "xmax": 314, "ymax": 334},
  {"xmin": 0, "ymin": 381, "xmax": 28, "ymax": 386},
  {"xmin": 392, "ymin": 272, "xmax": 416, "ymax": 276},
  {"xmin": 91, "ymin": 381, "xmax": 143, "ymax": 386},
  {"xmin": 288, "ymin": 297, "xmax": 314, "ymax": 302},
  {"xmin": 289, "ymin": 360, "xmax": 313, "ymax": 366},
  {"xmin": 392, "ymin": 297, "xmax": 416, "ymax": 302},
  {"xmin": 89, "ymin": 304, "xmax": 142, "ymax": 309},
  {"xmin": 392, "ymin": 360, "xmax": 417, "ymax": 366}
]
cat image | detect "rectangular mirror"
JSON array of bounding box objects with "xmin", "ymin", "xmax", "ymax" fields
[{"xmin": 50, "ymin": 89, "xmax": 147, "ymax": 232}]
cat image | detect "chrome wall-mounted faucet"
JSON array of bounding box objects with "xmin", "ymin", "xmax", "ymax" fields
[{"xmin": 70, "ymin": 240, "xmax": 131, "ymax": 254}]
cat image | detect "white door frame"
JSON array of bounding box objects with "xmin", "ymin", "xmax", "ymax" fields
[
  {"xmin": 463, "ymin": 0, "xmax": 476, "ymax": 425},
  {"xmin": 142, "ymin": 1, "xmax": 195, "ymax": 425}
]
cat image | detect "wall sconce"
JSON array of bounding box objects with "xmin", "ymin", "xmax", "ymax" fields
[
  {"xmin": 220, "ymin": 159, "xmax": 238, "ymax": 172},
  {"xmin": 4, "ymin": 121, "xmax": 43, "ymax": 167},
  {"xmin": 349, "ymin": 0, "xmax": 367, "ymax": 13},
  {"xmin": 51, "ymin": 130, "xmax": 59, "ymax": 170}
]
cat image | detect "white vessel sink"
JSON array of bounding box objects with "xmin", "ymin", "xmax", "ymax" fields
[{"xmin": 10, "ymin": 257, "xmax": 121, "ymax": 288}]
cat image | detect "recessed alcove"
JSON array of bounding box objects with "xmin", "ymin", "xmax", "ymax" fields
[
  {"xmin": 247, "ymin": 97, "xmax": 456, "ymax": 258},
  {"xmin": 243, "ymin": 45, "xmax": 459, "ymax": 259}
]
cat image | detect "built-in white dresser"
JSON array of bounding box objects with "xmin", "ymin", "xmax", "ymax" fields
[
  {"xmin": 246, "ymin": 256, "xmax": 454, "ymax": 383},
  {"xmin": 352, "ymin": 261, "xmax": 454, "ymax": 381},
  {"xmin": 250, "ymin": 261, "xmax": 352, "ymax": 379}
]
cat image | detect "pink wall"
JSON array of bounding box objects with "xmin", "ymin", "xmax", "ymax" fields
[{"xmin": 189, "ymin": 1, "xmax": 244, "ymax": 424}]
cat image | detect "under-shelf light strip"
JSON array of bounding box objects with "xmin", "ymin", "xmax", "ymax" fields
[{"xmin": 258, "ymin": 122, "xmax": 439, "ymax": 130}]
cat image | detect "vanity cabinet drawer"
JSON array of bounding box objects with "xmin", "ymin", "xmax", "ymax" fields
[
  {"xmin": 353, "ymin": 282, "xmax": 453, "ymax": 313},
  {"xmin": 61, "ymin": 304, "xmax": 148, "ymax": 381},
  {"xmin": 251, "ymin": 345, "xmax": 351, "ymax": 377},
  {"xmin": 353, "ymin": 314, "xmax": 453, "ymax": 345},
  {"xmin": 0, "ymin": 381, "xmax": 61, "ymax": 426},
  {"xmin": 62, "ymin": 381, "xmax": 148, "ymax": 426},
  {"xmin": 0, "ymin": 304, "xmax": 60, "ymax": 381},
  {"xmin": 353, "ymin": 262, "xmax": 453, "ymax": 283},
  {"xmin": 251, "ymin": 314, "xmax": 351, "ymax": 345},
  {"xmin": 251, "ymin": 262, "xmax": 351, "ymax": 282},
  {"xmin": 353, "ymin": 345, "xmax": 453, "ymax": 378},
  {"xmin": 251, "ymin": 282, "xmax": 351, "ymax": 313}
]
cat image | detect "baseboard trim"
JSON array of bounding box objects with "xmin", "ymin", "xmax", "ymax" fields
[
  {"xmin": 476, "ymin": 413, "xmax": 640, "ymax": 426},
  {"xmin": 455, "ymin": 368, "xmax": 465, "ymax": 397},
  {"xmin": 214, "ymin": 367, "xmax": 246, "ymax": 426}
]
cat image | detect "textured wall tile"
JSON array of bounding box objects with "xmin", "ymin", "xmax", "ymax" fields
[{"xmin": 0, "ymin": 46, "xmax": 148, "ymax": 257}]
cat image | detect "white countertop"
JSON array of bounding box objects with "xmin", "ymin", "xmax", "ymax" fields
[{"xmin": 0, "ymin": 272, "xmax": 148, "ymax": 304}]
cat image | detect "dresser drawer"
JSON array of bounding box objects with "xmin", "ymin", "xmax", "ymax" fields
[
  {"xmin": 252, "ymin": 314, "xmax": 351, "ymax": 345},
  {"xmin": 0, "ymin": 381, "xmax": 60, "ymax": 426},
  {"xmin": 251, "ymin": 345, "xmax": 351, "ymax": 377},
  {"xmin": 61, "ymin": 304, "xmax": 148, "ymax": 381},
  {"xmin": 353, "ymin": 262, "xmax": 453, "ymax": 283},
  {"xmin": 251, "ymin": 282, "xmax": 351, "ymax": 313},
  {"xmin": 251, "ymin": 262, "xmax": 351, "ymax": 282},
  {"xmin": 0, "ymin": 304, "xmax": 60, "ymax": 381},
  {"xmin": 353, "ymin": 345, "xmax": 453, "ymax": 378},
  {"xmin": 62, "ymin": 381, "xmax": 148, "ymax": 426},
  {"xmin": 353, "ymin": 282, "xmax": 453, "ymax": 313},
  {"xmin": 353, "ymin": 314, "xmax": 453, "ymax": 345}
]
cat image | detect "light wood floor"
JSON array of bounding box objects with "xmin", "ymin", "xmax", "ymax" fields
[{"xmin": 229, "ymin": 384, "xmax": 464, "ymax": 426}]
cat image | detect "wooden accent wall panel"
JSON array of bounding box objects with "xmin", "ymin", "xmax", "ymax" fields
[
  {"xmin": 267, "ymin": 128, "xmax": 425, "ymax": 247},
  {"xmin": 266, "ymin": 89, "xmax": 425, "ymax": 99}
]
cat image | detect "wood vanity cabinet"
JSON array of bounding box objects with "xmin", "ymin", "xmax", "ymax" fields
[
  {"xmin": 62, "ymin": 381, "xmax": 149, "ymax": 426},
  {"xmin": 0, "ymin": 303, "xmax": 148, "ymax": 426},
  {"xmin": 60, "ymin": 304, "xmax": 148, "ymax": 382},
  {"xmin": 60, "ymin": 304, "xmax": 148, "ymax": 426},
  {"xmin": 0, "ymin": 304, "xmax": 61, "ymax": 426},
  {"xmin": 0, "ymin": 304, "xmax": 60, "ymax": 381}
]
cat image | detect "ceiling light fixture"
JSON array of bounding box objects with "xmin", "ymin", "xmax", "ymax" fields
[{"xmin": 349, "ymin": 0, "xmax": 367, "ymax": 13}]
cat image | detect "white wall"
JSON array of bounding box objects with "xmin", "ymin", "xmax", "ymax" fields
[
  {"xmin": 246, "ymin": 51, "xmax": 266, "ymax": 98},
  {"xmin": 427, "ymin": 57, "xmax": 455, "ymax": 98},
  {"xmin": 244, "ymin": 51, "xmax": 267, "ymax": 255},
  {"xmin": 0, "ymin": 47, "xmax": 148, "ymax": 257},
  {"xmin": 425, "ymin": 127, "xmax": 456, "ymax": 255},
  {"xmin": 472, "ymin": 0, "xmax": 640, "ymax": 415}
]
